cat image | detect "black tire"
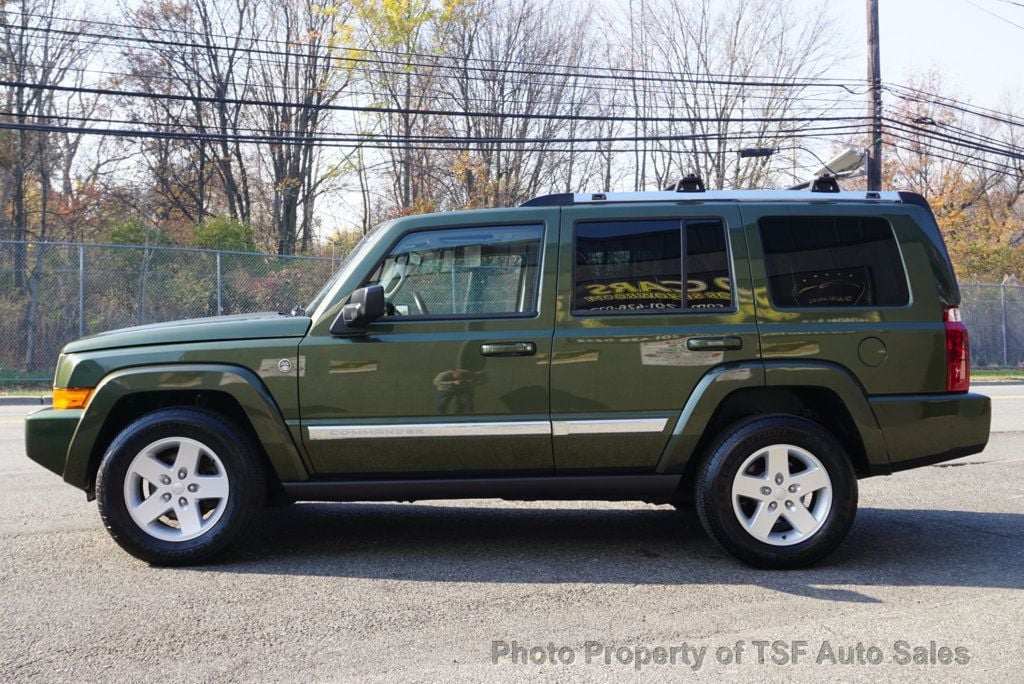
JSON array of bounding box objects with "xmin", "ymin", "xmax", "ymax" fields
[
  {"xmin": 95, "ymin": 408, "xmax": 265, "ymax": 566},
  {"xmin": 695, "ymin": 414, "xmax": 857, "ymax": 569}
]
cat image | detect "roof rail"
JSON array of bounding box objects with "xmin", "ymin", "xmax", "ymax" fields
[{"xmin": 519, "ymin": 190, "xmax": 904, "ymax": 206}]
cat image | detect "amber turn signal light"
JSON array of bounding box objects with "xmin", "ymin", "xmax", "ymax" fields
[{"xmin": 52, "ymin": 387, "xmax": 94, "ymax": 410}]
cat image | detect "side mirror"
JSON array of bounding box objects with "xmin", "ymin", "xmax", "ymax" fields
[{"xmin": 330, "ymin": 285, "xmax": 385, "ymax": 336}]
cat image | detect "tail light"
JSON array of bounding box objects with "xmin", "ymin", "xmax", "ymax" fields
[{"xmin": 944, "ymin": 307, "xmax": 970, "ymax": 392}]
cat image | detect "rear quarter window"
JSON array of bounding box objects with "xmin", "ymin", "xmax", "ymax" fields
[{"xmin": 758, "ymin": 215, "xmax": 910, "ymax": 308}]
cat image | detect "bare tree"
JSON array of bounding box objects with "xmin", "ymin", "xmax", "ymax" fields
[
  {"xmin": 350, "ymin": 0, "xmax": 472, "ymax": 212},
  {"xmin": 617, "ymin": 0, "xmax": 845, "ymax": 190},
  {"xmin": 250, "ymin": 0, "xmax": 354, "ymax": 254},
  {"xmin": 1, "ymin": 0, "xmax": 93, "ymax": 369},
  {"xmin": 123, "ymin": 0, "xmax": 255, "ymax": 224},
  {"xmin": 439, "ymin": 0, "xmax": 596, "ymax": 207}
]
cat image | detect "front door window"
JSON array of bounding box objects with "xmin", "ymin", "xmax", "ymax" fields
[{"xmin": 369, "ymin": 225, "xmax": 544, "ymax": 318}]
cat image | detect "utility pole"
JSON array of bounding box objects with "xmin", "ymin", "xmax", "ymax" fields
[{"xmin": 866, "ymin": 0, "xmax": 883, "ymax": 190}]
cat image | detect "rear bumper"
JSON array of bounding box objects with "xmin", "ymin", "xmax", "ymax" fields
[
  {"xmin": 24, "ymin": 408, "xmax": 83, "ymax": 482},
  {"xmin": 870, "ymin": 392, "xmax": 991, "ymax": 473}
]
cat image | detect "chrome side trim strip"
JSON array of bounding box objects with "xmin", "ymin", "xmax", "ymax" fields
[
  {"xmin": 309, "ymin": 417, "xmax": 670, "ymax": 440},
  {"xmin": 551, "ymin": 418, "xmax": 669, "ymax": 436},
  {"xmin": 307, "ymin": 421, "xmax": 551, "ymax": 440}
]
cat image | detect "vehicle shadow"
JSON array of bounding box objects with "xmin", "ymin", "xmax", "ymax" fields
[{"xmin": 210, "ymin": 503, "xmax": 1024, "ymax": 602}]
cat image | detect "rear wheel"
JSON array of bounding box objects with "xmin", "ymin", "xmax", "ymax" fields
[
  {"xmin": 95, "ymin": 408, "xmax": 265, "ymax": 565},
  {"xmin": 695, "ymin": 414, "xmax": 857, "ymax": 569}
]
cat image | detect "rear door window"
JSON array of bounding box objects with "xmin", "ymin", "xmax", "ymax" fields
[
  {"xmin": 573, "ymin": 218, "xmax": 733, "ymax": 314},
  {"xmin": 758, "ymin": 215, "xmax": 909, "ymax": 308}
]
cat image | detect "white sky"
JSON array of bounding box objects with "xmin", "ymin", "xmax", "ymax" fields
[
  {"xmin": 80, "ymin": 0, "xmax": 1024, "ymax": 237},
  {"xmin": 828, "ymin": 0, "xmax": 1024, "ymax": 109},
  {"xmin": 82, "ymin": 0, "xmax": 1023, "ymax": 106},
  {"xmin": 80, "ymin": 0, "xmax": 1024, "ymax": 118}
]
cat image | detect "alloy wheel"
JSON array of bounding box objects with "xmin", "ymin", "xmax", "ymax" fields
[
  {"xmin": 122, "ymin": 437, "xmax": 230, "ymax": 542},
  {"xmin": 730, "ymin": 443, "xmax": 833, "ymax": 546}
]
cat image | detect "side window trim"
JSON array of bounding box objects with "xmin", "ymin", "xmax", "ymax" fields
[
  {"xmin": 363, "ymin": 223, "xmax": 547, "ymax": 322},
  {"xmin": 570, "ymin": 215, "xmax": 737, "ymax": 317}
]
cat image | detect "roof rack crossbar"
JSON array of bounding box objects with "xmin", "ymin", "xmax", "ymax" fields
[
  {"xmin": 810, "ymin": 174, "xmax": 841, "ymax": 193},
  {"xmin": 662, "ymin": 173, "xmax": 706, "ymax": 193}
]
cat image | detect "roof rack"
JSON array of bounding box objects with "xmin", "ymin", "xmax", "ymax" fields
[
  {"xmin": 662, "ymin": 173, "xmax": 706, "ymax": 193},
  {"xmin": 810, "ymin": 174, "xmax": 841, "ymax": 193}
]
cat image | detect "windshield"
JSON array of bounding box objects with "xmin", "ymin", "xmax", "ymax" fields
[{"xmin": 305, "ymin": 221, "xmax": 392, "ymax": 317}]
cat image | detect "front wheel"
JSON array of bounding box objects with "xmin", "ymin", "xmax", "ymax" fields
[
  {"xmin": 695, "ymin": 414, "xmax": 857, "ymax": 569},
  {"xmin": 95, "ymin": 408, "xmax": 265, "ymax": 565}
]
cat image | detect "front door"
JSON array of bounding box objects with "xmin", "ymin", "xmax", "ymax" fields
[
  {"xmin": 299, "ymin": 214, "xmax": 559, "ymax": 477},
  {"xmin": 550, "ymin": 202, "xmax": 758, "ymax": 472}
]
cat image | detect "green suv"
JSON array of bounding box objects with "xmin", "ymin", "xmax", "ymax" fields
[{"xmin": 25, "ymin": 188, "xmax": 991, "ymax": 568}]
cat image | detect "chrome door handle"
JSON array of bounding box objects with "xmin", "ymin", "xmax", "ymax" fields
[
  {"xmin": 686, "ymin": 336, "xmax": 743, "ymax": 351},
  {"xmin": 480, "ymin": 342, "xmax": 537, "ymax": 357}
]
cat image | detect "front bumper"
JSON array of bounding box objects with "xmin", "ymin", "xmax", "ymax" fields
[
  {"xmin": 870, "ymin": 392, "xmax": 991, "ymax": 473},
  {"xmin": 24, "ymin": 408, "xmax": 83, "ymax": 481}
]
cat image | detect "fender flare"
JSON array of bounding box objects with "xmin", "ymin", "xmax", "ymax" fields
[
  {"xmin": 656, "ymin": 362, "xmax": 765, "ymax": 474},
  {"xmin": 656, "ymin": 360, "xmax": 889, "ymax": 475},
  {"xmin": 62, "ymin": 363, "xmax": 310, "ymax": 491}
]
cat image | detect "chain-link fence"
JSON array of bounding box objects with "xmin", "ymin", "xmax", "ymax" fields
[
  {"xmin": 0, "ymin": 240, "xmax": 343, "ymax": 383},
  {"xmin": 960, "ymin": 282, "xmax": 1024, "ymax": 368},
  {"xmin": 1, "ymin": 239, "xmax": 1022, "ymax": 384}
]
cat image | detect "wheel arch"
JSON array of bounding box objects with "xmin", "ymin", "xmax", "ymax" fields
[
  {"xmin": 659, "ymin": 360, "xmax": 890, "ymax": 487},
  {"xmin": 64, "ymin": 364, "xmax": 310, "ymax": 497}
]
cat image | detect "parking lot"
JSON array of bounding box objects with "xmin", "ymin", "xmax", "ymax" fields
[{"xmin": 1, "ymin": 386, "xmax": 1022, "ymax": 682}]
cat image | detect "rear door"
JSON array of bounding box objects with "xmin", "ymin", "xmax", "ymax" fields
[{"xmin": 550, "ymin": 202, "xmax": 759, "ymax": 472}]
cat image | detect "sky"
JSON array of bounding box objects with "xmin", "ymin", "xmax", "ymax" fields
[
  {"xmin": 77, "ymin": 0, "xmax": 1024, "ymax": 237},
  {"xmin": 80, "ymin": 0, "xmax": 1023, "ymax": 107},
  {"xmin": 80, "ymin": 0, "xmax": 1024, "ymax": 114},
  {"xmin": 829, "ymin": 0, "xmax": 1024, "ymax": 109}
]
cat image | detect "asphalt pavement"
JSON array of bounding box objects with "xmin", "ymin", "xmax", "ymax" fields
[{"xmin": 0, "ymin": 386, "xmax": 1022, "ymax": 682}]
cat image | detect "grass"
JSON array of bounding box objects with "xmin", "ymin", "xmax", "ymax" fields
[
  {"xmin": 973, "ymin": 368, "xmax": 1024, "ymax": 382},
  {"xmin": 0, "ymin": 383, "xmax": 52, "ymax": 397}
]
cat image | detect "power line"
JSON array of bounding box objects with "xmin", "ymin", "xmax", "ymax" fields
[
  {"xmin": 4, "ymin": 58, "xmax": 869, "ymax": 113},
  {"xmin": 7, "ymin": 10, "xmax": 1024, "ymax": 185},
  {"xmin": 884, "ymin": 128, "xmax": 1024, "ymax": 175},
  {"xmin": 960, "ymin": 0, "xmax": 1024, "ymax": 31},
  {"xmin": 2, "ymin": 106, "xmax": 871, "ymax": 141},
  {"xmin": 0, "ymin": 79, "xmax": 870, "ymax": 126},
  {"xmin": 884, "ymin": 134, "xmax": 1023, "ymax": 178},
  {"xmin": 5, "ymin": 10, "xmax": 869, "ymax": 90},
  {"xmin": 886, "ymin": 84, "xmax": 1024, "ymax": 127},
  {"xmin": 886, "ymin": 107, "xmax": 1024, "ymax": 156},
  {"xmin": 0, "ymin": 115, "xmax": 872, "ymax": 150},
  {"xmin": 6, "ymin": 30, "xmax": 868, "ymax": 109},
  {"xmin": 885, "ymin": 117, "xmax": 1024, "ymax": 161},
  {"xmin": 7, "ymin": 19, "xmax": 861, "ymax": 92}
]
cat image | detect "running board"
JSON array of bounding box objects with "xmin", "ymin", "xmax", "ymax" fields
[{"xmin": 282, "ymin": 474, "xmax": 682, "ymax": 504}]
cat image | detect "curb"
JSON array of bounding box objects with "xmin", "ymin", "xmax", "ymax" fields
[{"xmin": 0, "ymin": 396, "xmax": 51, "ymax": 406}]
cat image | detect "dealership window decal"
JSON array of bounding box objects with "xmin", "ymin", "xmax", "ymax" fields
[{"xmin": 573, "ymin": 218, "xmax": 733, "ymax": 314}]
